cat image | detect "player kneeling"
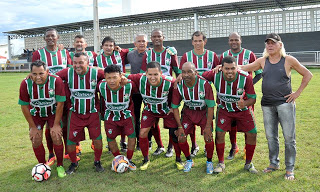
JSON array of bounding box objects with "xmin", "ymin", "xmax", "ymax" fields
[{"xmin": 98, "ymin": 65, "xmax": 137, "ymax": 170}]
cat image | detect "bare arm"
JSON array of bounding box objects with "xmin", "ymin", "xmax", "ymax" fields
[
  {"xmin": 239, "ymin": 57, "xmax": 264, "ymax": 72},
  {"xmin": 173, "ymin": 108, "xmax": 185, "ymax": 141},
  {"xmin": 237, "ymin": 96, "xmax": 256, "ymax": 109},
  {"xmin": 203, "ymin": 107, "xmax": 214, "ymax": 142}
]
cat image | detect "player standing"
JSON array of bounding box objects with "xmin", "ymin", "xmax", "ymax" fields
[{"xmin": 69, "ymin": 34, "xmax": 97, "ymax": 67}]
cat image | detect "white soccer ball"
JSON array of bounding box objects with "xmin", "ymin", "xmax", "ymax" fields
[
  {"xmin": 31, "ymin": 163, "xmax": 51, "ymax": 182},
  {"xmin": 111, "ymin": 155, "xmax": 129, "ymax": 173}
]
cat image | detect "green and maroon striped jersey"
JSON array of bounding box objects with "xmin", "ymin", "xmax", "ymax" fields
[
  {"xmin": 128, "ymin": 73, "xmax": 174, "ymax": 115},
  {"xmin": 98, "ymin": 80, "xmax": 137, "ymax": 121},
  {"xmin": 141, "ymin": 48, "xmax": 180, "ymax": 76},
  {"xmin": 172, "ymin": 75, "xmax": 215, "ymax": 110},
  {"xmin": 70, "ymin": 51, "xmax": 97, "ymax": 66},
  {"xmin": 180, "ymin": 49, "xmax": 220, "ymax": 73},
  {"xmin": 18, "ymin": 74, "xmax": 66, "ymax": 117},
  {"xmin": 202, "ymin": 71, "xmax": 256, "ymax": 112},
  {"xmin": 94, "ymin": 50, "xmax": 128, "ymax": 72},
  {"xmin": 220, "ymin": 48, "xmax": 262, "ymax": 75},
  {"xmin": 32, "ymin": 47, "xmax": 72, "ymax": 74},
  {"xmin": 56, "ymin": 67, "xmax": 104, "ymax": 115}
]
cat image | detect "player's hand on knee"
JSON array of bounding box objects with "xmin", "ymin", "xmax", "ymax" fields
[
  {"xmin": 50, "ymin": 124, "xmax": 62, "ymax": 140},
  {"xmin": 203, "ymin": 126, "xmax": 213, "ymax": 142},
  {"xmin": 175, "ymin": 128, "xmax": 186, "ymax": 142}
]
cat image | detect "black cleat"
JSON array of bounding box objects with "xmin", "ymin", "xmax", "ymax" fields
[
  {"xmin": 66, "ymin": 162, "xmax": 79, "ymax": 174},
  {"xmin": 94, "ymin": 161, "xmax": 105, "ymax": 172}
]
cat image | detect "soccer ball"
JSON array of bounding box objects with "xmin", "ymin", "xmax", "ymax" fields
[
  {"xmin": 31, "ymin": 163, "xmax": 51, "ymax": 182},
  {"xmin": 111, "ymin": 155, "xmax": 129, "ymax": 173}
]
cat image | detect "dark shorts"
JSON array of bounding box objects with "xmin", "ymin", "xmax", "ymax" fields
[
  {"xmin": 105, "ymin": 116, "xmax": 135, "ymax": 140},
  {"xmin": 216, "ymin": 107, "xmax": 257, "ymax": 133},
  {"xmin": 140, "ymin": 110, "xmax": 177, "ymax": 129},
  {"xmin": 67, "ymin": 111, "xmax": 102, "ymax": 145},
  {"xmin": 181, "ymin": 107, "xmax": 213, "ymax": 135},
  {"xmin": 32, "ymin": 114, "xmax": 55, "ymax": 130}
]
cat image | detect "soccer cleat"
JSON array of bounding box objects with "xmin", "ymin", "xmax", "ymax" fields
[
  {"xmin": 152, "ymin": 147, "xmax": 165, "ymax": 156},
  {"xmin": 190, "ymin": 145, "xmax": 200, "ymax": 157},
  {"xmin": 63, "ymin": 154, "xmax": 80, "ymax": 161},
  {"xmin": 206, "ymin": 161, "xmax": 214, "ymax": 174},
  {"xmin": 140, "ymin": 160, "xmax": 150, "ymax": 171},
  {"xmin": 183, "ymin": 159, "xmax": 194, "ymax": 172},
  {"xmin": 175, "ymin": 161, "xmax": 184, "ymax": 170},
  {"xmin": 66, "ymin": 162, "xmax": 79, "ymax": 174},
  {"xmin": 46, "ymin": 154, "xmax": 56, "ymax": 166},
  {"xmin": 227, "ymin": 147, "xmax": 240, "ymax": 160},
  {"xmin": 128, "ymin": 160, "xmax": 137, "ymax": 171},
  {"xmin": 213, "ymin": 163, "xmax": 225, "ymax": 173},
  {"xmin": 120, "ymin": 142, "xmax": 128, "ymax": 152},
  {"xmin": 165, "ymin": 147, "xmax": 173, "ymax": 158},
  {"xmin": 76, "ymin": 144, "xmax": 82, "ymax": 156},
  {"xmin": 56, "ymin": 166, "xmax": 66, "ymax": 178},
  {"xmin": 94, "ymin": 161, "xmax": 105, "ymax": 172},
  {"xmin": 244, "ymin": 163, "xmax": 258, "ymax": 174}
]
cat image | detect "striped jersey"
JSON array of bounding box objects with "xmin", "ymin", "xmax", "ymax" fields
[
  {"xmin": 94, "ymin": 49, "xmax": 128, "ymax": 72},
  {"xmin": 180, "ymin": 49, "xmax": 220, "ymax": 73},
  {"xmin": 220, "ymin": 48, "xmax": 262, "ymax": 75},
  {"xmin": 32, "ymin": 47, "xmax": 72, "ymax": 74},
  {"xmin": 18, "ymin": 74, "xmax": 66, "ymax": 117},
  {"xmin": 141, "ymin": 48, "xmax": 180, "ymax": 76},
  {"xmin": 98, "ymin": 81, "xmax": 137, "ymax": 121},
  {"xmin": 202, "ymin": 71, "xmax": 256, "ymax": 112},
  {"xmin": 56, "ymin": 67, "xmax": 104, "ymax": 115},
  {"xmin": 128, "ymin": 73, "xmax": 175, "ymax": 115},
  {"xmin": 172, "ymin": 75, "xmax": 215, "ymax": 111},
  {"xmin": 70, "ymin": 51, "xmax": 97, "ymax": 66}
]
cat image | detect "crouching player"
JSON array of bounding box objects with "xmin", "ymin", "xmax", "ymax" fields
[
  {"xmin": 202, "ymin": 56, "xmax": 258, "ymax": 174},
  {"xmin": 98, "ymin": 65, "xmax": 137, "ymax": 170},
  {"xmin": 19, "ymin": 60, "xmax": 66, "ymax": 178},
  {"xmin": 172, "ymin": 62, "xmax": 216, "ymax": 173}
]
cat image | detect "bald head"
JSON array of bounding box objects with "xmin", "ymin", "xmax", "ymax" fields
[
  {"xmin": 182, "ymin": 62, "xmax": 196, "ymax": 71},
  {"xmin": 228, "ymin": 32, "xmax": 242, "ymax": 52}
]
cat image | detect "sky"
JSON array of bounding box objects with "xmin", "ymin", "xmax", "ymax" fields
[{"xmin": 0, "ymin": 0, "xmax": 241, "ymax": 55}]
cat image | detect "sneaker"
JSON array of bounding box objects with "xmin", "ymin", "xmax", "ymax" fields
[
  {"xmin": 63, "ymin": 154, "xmax": 80, "ymax": 161},
  {"xmin": 56, "ymin": 166, "xmax": 66, "ymax": 178},
  {"xmin": 227, "ymin": 147, "xmax": 239, "ymax": 160},
  {"xmin": 149, "ymin": 141, "xmax": 153, "ymax": 151},
  {"xmin": 140, "ymin": 160, "xmax": 150, "ymax": 171},
  {"xmin": 183, "ymin": 159, "xmax": 194, "ymax": 172},
  {"xmin": 206, "ymin": 161, "xmax": 214, "ymax": 174},
  {"xmin": 46, "ymin": 154, "xmax": 56, "ymax": 166},
  {"xmin": 76, "ymin": 144, "xmax": 82, "ymax": 156},
  {"xmin": 94, "ymin": 161, "xmax": 105, "ymax": 172},
  {"xmin": 244, "ymin": 163, "xmax": 258, "ymax": 174},
  {"xmin": 120, "ymin": 142, "xmax": 128, "ymax": 152},
  {"xmin": 190, "ymin": 145, "xmax": 200, "ymax": 157},
  {"xmin": 165, "ymin": 147, "xmax": 173, "ymax": 158},
  {"xmin": 213, "ymin": 163, "xmax": 225, "ymax": 173},
  {"xmin": 175, "ymin": 161, "xmax": 184, "ymax": 170},
  {"xmin": 128, "ymin": 160, "xmax": 137, "ymax": 171},
  {"xmin": 66, "ymin": 162, "xmax": 78, "ymax": 174},
  {"xmin": 153, "ymin": 147, "xmax": 165, "ymax": 156}
]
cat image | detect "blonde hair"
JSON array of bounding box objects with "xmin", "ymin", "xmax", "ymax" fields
[{"xmin": 263, "ymin": 41, "xmax": 287, "ymax": 58}]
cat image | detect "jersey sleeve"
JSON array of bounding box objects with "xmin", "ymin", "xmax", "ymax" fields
[
  {"xmin": 179, "ymin": 53, "xmax": 187, "ymax": 70},
  {"xmin": 66, "ymin": 50, "xmax": 72, "ymax": 67},
  {"xmin": 130, "ymin": 81, "xmax": 139, "ymax": 94},
  {"xmin": 120, "ymin": 50, "xmax": 128, "ymax": 72},
  {"xmin": 32, "ymin": 51, "xmax": 40, "ymax": 62},
  {"xmin": 219, "ymin": 54, "xmax": 224, "ymax": 65},
  {"xmin": 213, "ymin": 52, "xmax": 220, "ymax": 68},
  {"xmin": 127, "ymin": 73, "xmax": 142, "ymax": 87},
  {"xmin": 54, "ymin": 76, "xmax": 66, "ymax": 102},
  {"xmin": 171, "ymin": 87, "xmax": 182, "ymax": 109},
  {"xmin": 201, "ymin": 71, "xmax": 215, "ymax": 82},
  {"xmin": 167, "ymin": 78, "xmax": 176, "ymax": 107},
  {"xmin": 244, "ymin": 75, "xmax": 256, "ymax": 99},
  {"xmin": 171, "ymin": 55, "xmax": 181, "ymax": 75},
  {"xmin": 56, "ymin": 68, "xmax": 69, "ymax": 82},
  {"xmin": 18, "ymin": 80, "xmax": 30, "ymax": 105},
  {"xmin": 204, "ymin": 81, "xmax": 216, "ymax": 108},
  {"xmin": 97, "ymin": 69, "xmax": 105, "ymax": 82},
  {"xmin": 140, "ymin": 53, "xmax": 147, "ymax": 73}
]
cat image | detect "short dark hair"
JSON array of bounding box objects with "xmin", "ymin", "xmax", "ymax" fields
[
  {"xmin": 74, "ymin": 52, "xmax": 88, "ymax": 58},
  {"xmin": 146, "ymin": 61, "xmax": 161, "ymax": 72},
  {"xmin": 151, "ymin": 29, "xmax": 163, "ymax": 36},
  {"xmin": 74, "ymin": 34, "xmax": 85, "ymax": 39},
  {"xmin": 101, "ymin": 36, "xmax": 116, "ymax": 46},
  {"xmin": 30, "ymin": 60, "xmax": 46, "ymax": 71},
  {"xmin": 192, "ymin": 31, "xmax": 206, "ymax": 41},
  {"xmin": 221, "ymin": 56, "xmax": 236, "ymax": 66},
  {"xmin": 45, "ymin": 28, "xmax": 58, "ymax": 36},
  {"xmin": 104, "ymin": 64, "xmax": 121, "ymax": 74}
]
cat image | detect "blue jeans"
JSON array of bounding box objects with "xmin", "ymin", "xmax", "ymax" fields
[{"xmin": 261, "ymin": 102, "xmax": 296, "ymax": 172}]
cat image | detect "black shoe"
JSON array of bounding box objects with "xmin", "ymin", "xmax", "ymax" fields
[
  {"xmin": 66, "ymin": 162, "xmax": 78, "ymax": 174},
  {"xmin": 94, "ymin": 161, "xmax": 105, "ymax": 172},
  {"xmin": 120, "ymin": 142, "xmax": 128, "ymax": 152}
]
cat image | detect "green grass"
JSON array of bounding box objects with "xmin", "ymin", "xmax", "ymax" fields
[{"xmin": 0, "ymin": 69, "xmax": 319, "ymax": 192}]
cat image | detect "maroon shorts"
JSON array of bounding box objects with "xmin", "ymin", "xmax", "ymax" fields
[
  {"xmin": 67, "ymin": 111, "xmax": 101, "ymax": 145},
  {"xmin": 181, "ymin": 107, "xmax": 213, "ymax": 135},
  {"xmin": 141, "ymin": 110, "xmax": 177, "ymax": 129},
  {"xmin": 105, "ymin": 116, "xmax": 135, "ymax": 140},
  {"xmin": 216, "ymin": 107, "xmax": 256, "ymax": 133},
  {"xmin": 32, "ymin": 114, "xmax": 55, "ymax": 130}
]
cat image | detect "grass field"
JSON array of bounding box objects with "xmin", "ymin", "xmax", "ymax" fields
[{"xmin": 0, "ymin": 69, "xmax": 319, "ymax": 192}]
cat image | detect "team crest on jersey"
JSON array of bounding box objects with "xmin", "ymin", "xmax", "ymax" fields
[
  {"xmin": 243, "ymin": 59, "xmax": 249, "ymax": 65},
  {"xmin": 162, "ymin": 91, "xmax": 169, "ymax": 97},
  {"xmin": 142, "ymin": 115, "xmax": 148, "ymax": 121},
  {"xmin": 199, "ymin": 91, "xmax": 205, "ymax": 99},
  {"xmin": 108, "ymin": 129, "xmax": 112, "ymax": 134},
  {"xmin": 237, "ymin": 88, "xmax": 244, "ymax": 95},
  {"xmin": 220, "ymin": 118, "xmax": 225, "ymax": 124},
  {"xmin": 91, "ymin": 79, "xmax": 97, "ymax": 87},
  {"xmin": 73, "ymin": 131, "xmax": 78, "ymax": 137},
  {"xmin": 183, "ymin": 123, "xmax": 188, "ymax": 129},
  {"xmin": 49, "ymin": 89, "xmax": 54, "ymax": 97},
  {"xmin": 165, "ymin": 58, "xmax": 171, "ymax": 65},
  {"xmin": 124, "ymin": 94, "xmax": 129, "ymax": 100},
  {"xmin": 207, "ymin": 61, "xmax": 212, "ymax": 68}
]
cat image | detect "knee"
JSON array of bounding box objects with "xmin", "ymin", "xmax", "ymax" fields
[
  {"xmin": 215, "ymin": 132, "xmax": 225, "ymax": 143},
  {"xmin": 139, "ymin": 129, "xmax": 149, "ymax": 138}
]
